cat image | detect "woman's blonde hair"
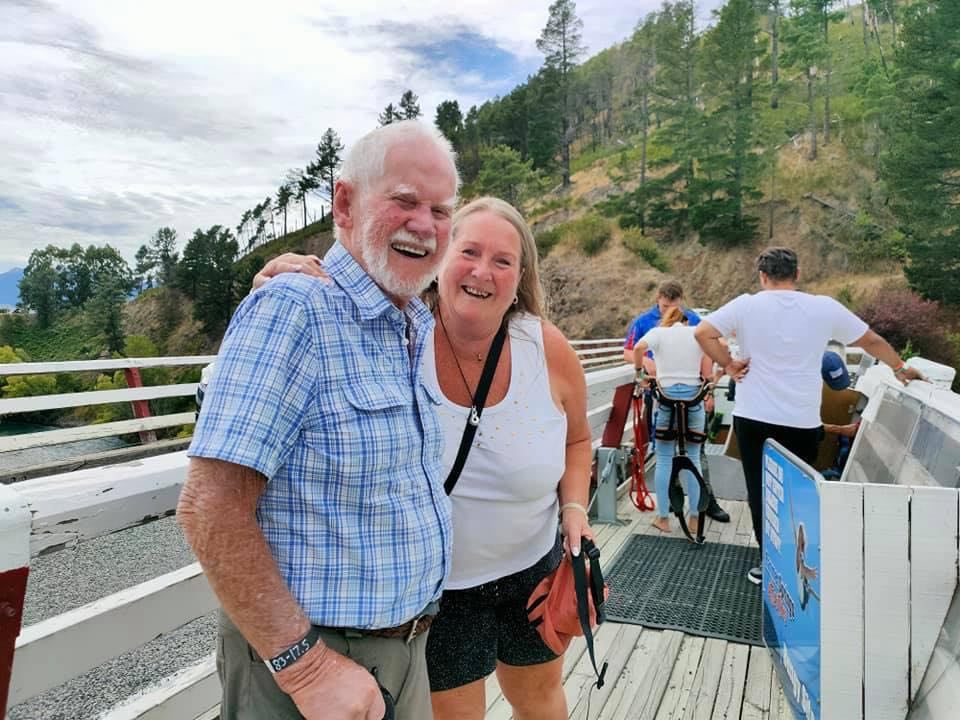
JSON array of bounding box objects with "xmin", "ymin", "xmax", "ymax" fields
[
  {"xmin": 660, "ymin": 306, "xmax": 687, "ymax": 327},
  {"xmin": 427, "ymin": 196, "xmax": 546, "ymax": 318}
]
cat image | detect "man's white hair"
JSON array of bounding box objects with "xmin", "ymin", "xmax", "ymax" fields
[{"xmin": 340, "ymin": 119, "xmax": 461, "ymax": 198}]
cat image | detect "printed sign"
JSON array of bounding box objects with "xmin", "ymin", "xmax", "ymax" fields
[{"xmin": 763, "ymin": 440, "xmax": 821, "ymax": 720}]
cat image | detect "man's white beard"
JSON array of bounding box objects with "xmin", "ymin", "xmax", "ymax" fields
[{"xmin": 359, "ymin": 220, "xmax": 438, "ymax": 301}]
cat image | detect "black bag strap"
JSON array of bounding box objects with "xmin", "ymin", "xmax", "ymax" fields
[
  {"xmin": 444, "ymin": 323, "xmax": 508, "ymax": 495},
  {"xmin": 572, "ymin": 538, "xmax": 608, "ymax": 689}
]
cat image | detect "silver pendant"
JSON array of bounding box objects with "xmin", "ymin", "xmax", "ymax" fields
[{"xmin": 469, "ymin": 406, "xmax": 480, "ymax": 426}]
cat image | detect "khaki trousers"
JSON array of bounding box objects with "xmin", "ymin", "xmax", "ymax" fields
[{"xmin": 217, "ymin": 610, "xmax": 432, "ymax": 720}]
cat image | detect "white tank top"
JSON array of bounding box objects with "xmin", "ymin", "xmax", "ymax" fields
[{"xmin": 424, "ymin": 313, "xmax": 567, "ymax": 589}]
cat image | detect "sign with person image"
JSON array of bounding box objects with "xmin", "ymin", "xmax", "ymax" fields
[{"xmin": 762, "ymin": 440, "xmax": 822, "ymax": 720}]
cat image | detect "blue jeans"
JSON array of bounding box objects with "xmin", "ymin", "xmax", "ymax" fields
[{"xmin": 653, "ymin": 383, "xmax": 704, "ymax": 519}]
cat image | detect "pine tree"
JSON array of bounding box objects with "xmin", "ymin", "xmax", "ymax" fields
[
  {"xmin": 537, "ymin": 0, "xmax": 586, "ymax": 187},
  {"xmin": 882, "ymin": 0, "xmax": 960, "ymax": 305},
  {"xmin": 399, "ymin": 90, "xmax": 421, "ymax": 119},
  {"xmin": 312, "ymin": 128, "xmax": 344, "ymax": 207},
  {"xmin": 177, "ymin": 226, "xmax": 239, "ymax": 335},
  {"xmin": 378, "ymin": 102, "xmax": 403, "ymax": 126},
  {"xmin": 527, "ymin": 67, "xmax": 562, "ymax": 173},
  {"xmin": 275, "ymin": 183, "xmax": 293, "ymax": 237},
  {"xmin": 646, "ymin": 0, "xmax": 702, "ymax": 232},
  {"xmin": 434, "ymin": 100, "xmax": 464, "ymax": 149},
  {"xmin": 695, "ymin": 0, "xmax": 764, "ymax": 245}
]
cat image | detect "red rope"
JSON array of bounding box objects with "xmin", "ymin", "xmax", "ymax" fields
[{"xmin": 630, "ymin": 391, "xmax": 655, "ymax": 512}]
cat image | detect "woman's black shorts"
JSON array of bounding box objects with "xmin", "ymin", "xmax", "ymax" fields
[{"xmin": 426, "ymin": 536, "xmax": 563, "ymax": 692}]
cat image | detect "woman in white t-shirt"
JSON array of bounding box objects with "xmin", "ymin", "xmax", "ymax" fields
[{"xmin": 633, "ymin": 306, "xmax": 715, "ymax": 534}]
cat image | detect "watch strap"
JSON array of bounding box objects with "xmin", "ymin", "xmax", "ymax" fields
[{"xmin": 264, "ymin": 625, "xmax": 323, "ymax": 674}]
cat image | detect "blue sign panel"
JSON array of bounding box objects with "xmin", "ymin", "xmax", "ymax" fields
[{"xmin": 762, "ymin": 440, "xmax": 821, "ymax": 720}]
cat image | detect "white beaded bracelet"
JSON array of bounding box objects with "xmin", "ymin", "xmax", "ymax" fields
[{"xmin": 560, "ymin": 502, "xmax": 589, "ymax": 517}]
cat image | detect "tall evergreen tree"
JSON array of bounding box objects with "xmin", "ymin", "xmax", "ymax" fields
[
  {"xmin": 17, "ymin": 251, "xmax": 59, "ymax": 327},
  {"xmin": 287, "ymin": 169, "xmax": 318, "ymax": 228},
  {"xmin": 86, "ymin": 277, "xmax": 127, "ymax": 353},
  {"xmin": 275, "ymin": 183, "xmax": 294, "ymax": 237},
  {"xmin": 399, "ymin": 90, "xmax": 421, "ymax": 119},
  {"xmin": 311, "ymin": 128, "xmax": 344, "ymax": 207},
  {"xmin": 527, "ymin": 67, "xmax": 562, "ymax": 172},
  {"xmin": 153, "ymin": 227, "xmax": 178, "ymax": 287},
  {"xmin": 758, "ymin": 0, "xmax": 784, "ymax": 108},
  {"xmin": 460, "ymin": 106, "xmax": 483, "ymax": 183},
  {"xmin": 782, "ymin": 0, "xmax": 834, "ymax": 160},
  {"xmin": 537, "ymin": 0, "xmax": 586, "ymax": 187},
  {"xmin": 177, "ymin": 226, "xmax": 239, "ymax": 335},
  {"xmin": 378, "ymin": 102, "xmax": 403, "ymax": 126},
  {"xmin": 882, "ymin": 0, "xmax": 960, "ymax": 305},
  {"xmin": 435, "ymin": 100, "xmax": 464, "ymax": 150},
  {"xmin": 628, "ymin": 13, "xmax": 659, "ymax": 233},
  {"xmin": 695, "ymin": 0, "xmax": 764, "ymax": 244},
  {"xmin": 646, "ymin": 0, "xmax": 703, "ymax": 231}
]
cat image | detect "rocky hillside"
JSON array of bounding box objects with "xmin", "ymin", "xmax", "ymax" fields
[{"xmin": 531, "ymin": 138, "xmax": 906, "ymax": 339}]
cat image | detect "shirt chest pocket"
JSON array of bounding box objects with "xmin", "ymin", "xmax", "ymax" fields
[{"xmin": 303, "ymin": 379, "xmax": 416, "ymax": 480}]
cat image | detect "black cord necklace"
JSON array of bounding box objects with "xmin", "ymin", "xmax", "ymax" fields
[{"xmin": 437, "ymin": 309, "xmax": 486, "ymax": 427}]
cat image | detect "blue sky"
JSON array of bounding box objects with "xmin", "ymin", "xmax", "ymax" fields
[{"xmin": 0, "ymin": 0, "xmax": 725, "ymax": 273}]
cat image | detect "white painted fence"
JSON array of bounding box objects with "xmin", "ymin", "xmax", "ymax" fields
[
  {"xmin": 0, "ymin": 356, "xmax": 215, "ymax": 456},
  {"xmin": 1, "ymin": 360, "xmax": 636, "ymax": 720},
  {"xmin": 817, "ymin": 365, "xmax": 960, "ymax": 719}
]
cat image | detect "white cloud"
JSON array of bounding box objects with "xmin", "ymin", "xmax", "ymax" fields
[{"xmin": 0, "ymin": 0, "xmax": 722, "ymax": 272}]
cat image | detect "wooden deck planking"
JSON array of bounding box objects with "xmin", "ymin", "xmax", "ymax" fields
[
  {"xmin": 740, "ymin": 649, "xmax": 774, "ymax": 720},
  {"xmin": 711, "ymin": 643, "xmax": 750, "ymax": 720},
  {"xmin": 654, "ymin": 636, "xmax": 706, "ymax": 720},
  {"xmin": 483, "ymin": 497, "xmax": 777, "ymax": 720},
  {"xmin": 682, "ymin": 638, "xmax": 728, "ymax": 720}
]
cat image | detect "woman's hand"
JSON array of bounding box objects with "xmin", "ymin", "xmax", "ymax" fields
[
  {"xmin": 253, "ymin": 253, "xmax": 327, "ymax": 290},
  {"xmin": 561, "ymin": 504, "xmax": 594, "ymax": 558}
]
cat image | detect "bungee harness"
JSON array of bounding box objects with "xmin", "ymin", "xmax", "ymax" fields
[
  {"xmin": 629, "ymin": 371, "xmax": 655, "ymax": 512},
  {"xmin": 650, "ymin": 380, "xmax": 713, "ymax": 545}
]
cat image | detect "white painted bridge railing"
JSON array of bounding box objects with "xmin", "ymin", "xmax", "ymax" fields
[
  {"xmin": 0, "ymin": 361, "xmax": 636, "ymax": 719},
  {"xmin": 0, "ymin": 356, "xmax": 215, "ymax": 459},
  {"xmin": 0, "ymin": 345, "xmax": 623, "ymax": 464}
]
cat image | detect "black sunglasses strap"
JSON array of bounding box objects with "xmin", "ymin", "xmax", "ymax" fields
[{"xmin": 444, "ymin": 322, "xmax": 508, "ymax": 495}]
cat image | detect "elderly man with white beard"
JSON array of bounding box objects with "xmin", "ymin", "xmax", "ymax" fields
[{"xmin": 178, "ymin": 120, "xmax": 460, "ymax": 720}]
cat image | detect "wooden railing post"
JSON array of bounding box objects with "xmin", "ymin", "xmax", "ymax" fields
[
  {"xmin": 123, "ymin": 367, "xmax": 158, "ymax": 444},
  {"xmin": 0, "ymin": 484, "xmax": 31, "ymax": 715}
]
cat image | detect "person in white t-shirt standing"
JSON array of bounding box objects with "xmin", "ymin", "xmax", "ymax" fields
[{"xmin": 694, "ymin": 247, "xmax": 924, "ymax": 585}]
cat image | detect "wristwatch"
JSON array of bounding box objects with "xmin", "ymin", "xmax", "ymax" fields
[{"xmin": 264, "ymin": 626, "xmax": 323, "ymax": 674}]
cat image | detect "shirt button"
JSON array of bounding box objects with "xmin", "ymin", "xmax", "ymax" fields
[{"xmin": 402, "ymin": 338, "xmax": 410, "ymax": 346}]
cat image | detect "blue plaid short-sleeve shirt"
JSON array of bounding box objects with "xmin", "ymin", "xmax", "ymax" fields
[{"xmin": 188, "ymin": 242, "xmax": 451, "ymax": 629}]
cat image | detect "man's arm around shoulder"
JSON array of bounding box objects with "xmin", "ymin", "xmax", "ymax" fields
[{"xmin": 178, "ymin": 458, "xmax": 384, "ymax": 719}]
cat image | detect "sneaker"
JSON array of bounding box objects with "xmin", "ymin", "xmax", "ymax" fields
[
  {"xmin": 747, "ymin": 567, "xmax": 762, "ymax": 585},
  {"xmin": 705, "ymin": 498, "xmax": 730, "ymax": 523}
]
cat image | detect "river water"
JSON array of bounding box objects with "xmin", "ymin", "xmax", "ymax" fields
[{"xmin": 0, "ymin": 421, "xmax": 128, "ymax": 473}]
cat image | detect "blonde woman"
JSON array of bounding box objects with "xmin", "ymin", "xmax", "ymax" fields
[{"xmin": 632, "ymin": 306, "xmax": 714, "ymax": 534}]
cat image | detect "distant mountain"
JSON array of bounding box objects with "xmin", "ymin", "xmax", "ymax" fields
[{"xmin": 0, "ymin": 268, "xmax": 23, "ymax": 309}]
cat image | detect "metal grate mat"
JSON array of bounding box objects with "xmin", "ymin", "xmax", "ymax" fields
[{"xmin": 603, "ymin": 534, "xmax": 763, "ymax": 645}]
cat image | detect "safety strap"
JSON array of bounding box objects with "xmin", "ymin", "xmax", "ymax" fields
[
  {"xmin": 444, "ymin": 323, "xmax": 508, "ymax": 495},
  {"xmin": 650, "ymin": 381, "xmax": 712, "ymax": 545},
  {"xmin": 572, "ymin": 538, "xmax": 608, "ymax": 689}
]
